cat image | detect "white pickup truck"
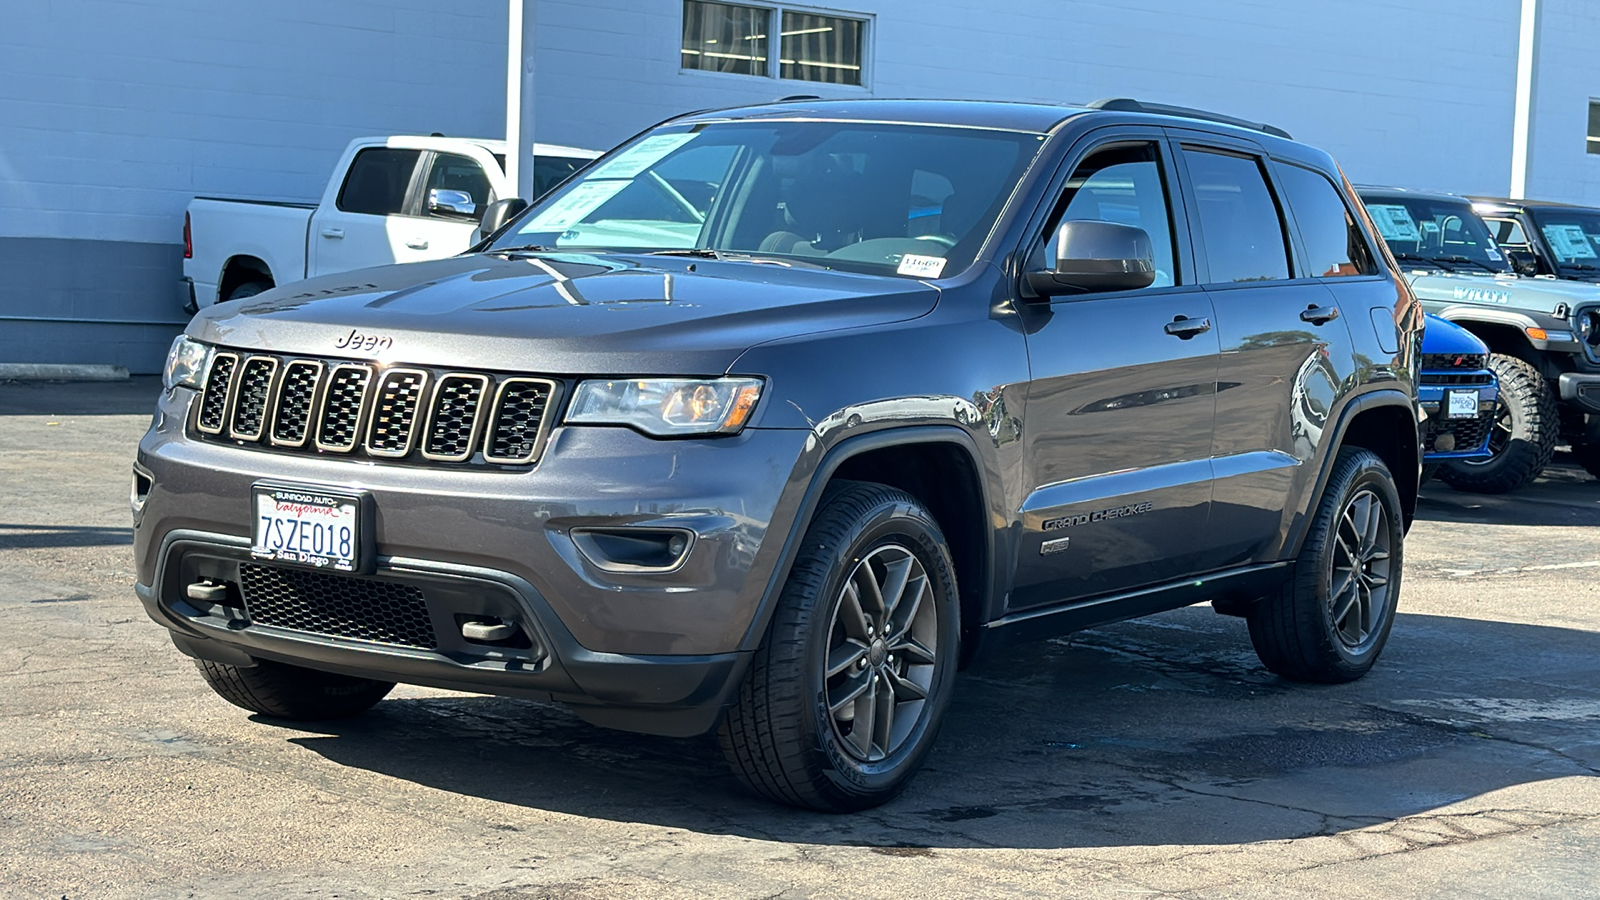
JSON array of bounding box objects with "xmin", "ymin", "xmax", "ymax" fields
[{"xmin": 181, "ymin": 135, "xmax": 599, "ymax": 310}]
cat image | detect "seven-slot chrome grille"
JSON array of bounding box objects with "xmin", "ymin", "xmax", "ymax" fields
[{"xmin": 191, "ymin": 350, "xmax": 560, "ymax": 468}]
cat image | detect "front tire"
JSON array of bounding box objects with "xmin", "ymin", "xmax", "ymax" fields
[
  {"xmin": 1439, "ymin": 354, "xmax": 1557, "ymax": 494},
  {"xmin": 1248, "ymin": 447, "xmax": 1403, "ymax": 683},
  {"xmin": 194, "ymin": 658, "xmax": 394, "ymax": 720},
  {"xmin": 718, "ymin": 482, "xmax": 960, "ymax": 812}
]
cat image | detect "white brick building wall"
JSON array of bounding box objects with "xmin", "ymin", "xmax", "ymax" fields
[{"xmin": 0, "ymin": 0, "xmax": 1594, "ymax": 370}]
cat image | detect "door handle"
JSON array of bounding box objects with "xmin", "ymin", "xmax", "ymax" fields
[
  {"xmin": 1300, "ymin": 305, "xmax": 1341, "ymax": 325},
  {"xmin": 320, "ymin": 228, "xmax": 344, "ymax": 239},
  {"xmin": 405, "ymin": 239, "xmax": 430, "ymax": 250},
  {"xmin": 1164, "ymin": 315, "xmax": 1213, "ymax": 339}
]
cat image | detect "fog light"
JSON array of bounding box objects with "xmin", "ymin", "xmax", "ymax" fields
[
  {"xmin": 1434, "ymin": 433, "xmax": 1457, "ymax": 453},
  {"xmin": 570, "ymin": 527, "xmax": 695, "ymax": 573}
]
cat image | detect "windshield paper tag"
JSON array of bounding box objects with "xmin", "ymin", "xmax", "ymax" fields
[
  {"xmin": 525, "ymin": 180, "xmax": 630, "ymax": 231},
  {"xmin": 1542, "ymin": 224, "xmax": 1599, "ymax": 260},
  {"xmin": 1366, "ymin": 204, "xmax": 1420, "ymax": 242},
  {"xmin": 897, "ymin": 254, "xmax": 947, "ymax": 278},
  {"xmin": 591, "ymin": 133, "xmax": 699, "ymax": 179}
]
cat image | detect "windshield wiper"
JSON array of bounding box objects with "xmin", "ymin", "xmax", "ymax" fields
[
  {"xmin": 489, "ymin": 244, "xmax": 557, "ymax": 255},
  {"xmin": 1560, "ymin": 262, "xmax": 1600, "ymax": 272},
  {"xmin": 1433, "ymin": 255, "xmax": 1507, "ymax": 274},
  {"xmin": 643, "ymin": 248, "xmax": 725, "ymax": 260},
  {"xmin": 1390, "ymin": 252, "xmax": 1448, "ymax": 271}
]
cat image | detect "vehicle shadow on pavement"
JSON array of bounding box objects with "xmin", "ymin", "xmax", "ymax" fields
[
  {"xmin": 0, "ymin": 524, "xmax": 133, "ymax": 549},
  {"xmin": 281, "ymin": 608, "xmax": 1600, "ymax": 850},
  {"xmin": 1417, "ymin": 463, "xmax": 1600, "ymax": 528}
]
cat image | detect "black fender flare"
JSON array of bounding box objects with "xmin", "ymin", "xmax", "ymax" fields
[
  {"xmin": 734, "ymin": 425, "xmax": 1000, "ymax": 659},
  {"xmin": 1287, "ymin": 387, "xmax": 1419, "ymax": 558}
]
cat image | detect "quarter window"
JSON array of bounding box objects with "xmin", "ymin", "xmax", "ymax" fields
[
  {"xmin": 1182, "ymin": 149, "xmax": 1291, "ymax": 284},
  {"xmin": 336, "ymin": 148, "xmax": 422, "ymax": 216},
  {"xmin": 681, "ymin": 2, "xmax": 867, "ymax": 86},
  {"xmin": 1277, "ymin": 164, "xmax": 1373, "ymax": 278}
]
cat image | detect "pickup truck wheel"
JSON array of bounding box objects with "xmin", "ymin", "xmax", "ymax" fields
[
  {"xmin": 193, "ymin": 658, "xmax": 394, "ymax": 720},
  {"xmin": 718, "ymin": 481, "xmax": 959, "ymax": 812},
  {"xmin": 226, "ymin": 281, "xmax": 271, "ymax": 302},
  {"xmin": 1248, "ymin": 447, "xmax": 1403, "ymax": 683},
  {"xmin": 1438, "ymin": 354, "xmax": 1556, "ymax": 494}
]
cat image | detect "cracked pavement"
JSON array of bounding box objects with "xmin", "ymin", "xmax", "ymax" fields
[{"xmin": 2, "ymin": 378, "xmax": 1598, "ymax": 898}]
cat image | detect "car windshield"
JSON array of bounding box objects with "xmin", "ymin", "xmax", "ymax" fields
[
  {"xmin": 1526, "ymin": 208, "xmax": 1600, "ymax": 274},
  {"xmin": 490, "ymin": 120, "xmax": 1047, "ymax": 278},
  {"xmin": 1361, "ymin": 195, "xmax": 1511, "ymax": 275}
]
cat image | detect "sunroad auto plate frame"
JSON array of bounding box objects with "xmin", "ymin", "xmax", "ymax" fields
[{"xmin": 250, "ymin": 481, "xmax": 375, "ymax": 575}]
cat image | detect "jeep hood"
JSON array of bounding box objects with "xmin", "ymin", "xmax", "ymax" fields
[
  {"xmin": 1405, "ymin": 271, "xmax": 1600, "ymax": 316},
  {"xmin": 189, "ymin": 253, "xmax": 939, "ymax": 374}
]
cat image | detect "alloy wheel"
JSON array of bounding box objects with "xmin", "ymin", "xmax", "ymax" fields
[
  {"xmin": 823, "ymin": 543, "xmax": 940, "ymax": 762},
  {"xmin": 1327, "ymin": 488, "xmax": 1392, "ymax": 652}
]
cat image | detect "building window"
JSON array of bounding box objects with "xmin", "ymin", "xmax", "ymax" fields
[
  {"xmin": 1589, "ymin": 100, "xmax": 1600, "ymax": 154},
  {"xmin": 682, "ymin": 2, "xmax": 867, "ymax": 86}
]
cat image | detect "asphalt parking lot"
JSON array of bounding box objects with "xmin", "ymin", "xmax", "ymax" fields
[{"xmin": 2, "ymin": 378, "xmax": 1598, "ymax": 899}]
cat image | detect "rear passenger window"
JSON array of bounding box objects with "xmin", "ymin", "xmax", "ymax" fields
[
  {"xmin": 1485, "ymin": 216, "xmax": 1529, "ymax": 247},
  {"xmin": 1182, "ymin": 148, "xmax": 1291, "ymax": 283},
  {"xmin": 337, "ymin": 148, "xmax": 422, "ymax": 216},
  {"xmin": 1277, "ymin": 164, "xmax": 1374, "ymax": 277}
]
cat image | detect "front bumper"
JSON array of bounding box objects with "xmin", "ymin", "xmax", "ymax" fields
[
  {"xmin": 133, "ymin": 385, "xmax": 814, "ymax": 735},
  {"xmin": 1418, "ymin": 381, "xmax": 1497, "ymax": 461},
  {"xmin": 1558, "ymin": 372, "xmax": 1600, "ymax": 414}
]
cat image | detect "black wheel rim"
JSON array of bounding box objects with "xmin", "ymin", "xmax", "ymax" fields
[
  {"xmin": 823, "ymin": 543, "xmax": 939, "ymax": 763},
  {"xmin": 1328, "ymin": 488, "xmax": 1392, "ymax": 652},
  {"xmin": 1461, "ymin": 398, "xmax": 1514, "ymax": 466}
]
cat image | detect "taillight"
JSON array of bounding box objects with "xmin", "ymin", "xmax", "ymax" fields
[{"xmin": 183, "ymin": 211, "xmax": 192, "ymax": 259}]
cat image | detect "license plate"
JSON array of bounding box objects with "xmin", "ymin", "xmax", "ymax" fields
[
  {"xmin": 252, "ymin": 485, "xmax": 363, "ymax": 572},
  {"xmin": 1447, "ymin": 389, "xmax": 1478, "ymax": 419}
]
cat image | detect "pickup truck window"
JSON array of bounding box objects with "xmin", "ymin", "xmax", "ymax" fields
[
  {"xmin": 424, "ymin": 153, "xmax": 494, "ymax": 217},
  {"xmin": 337, "ymin": 148, "xmax": 422, "ymax": 216},
  {"xmin": 1183, "ymin": 148, "xmax": 1292, "ymax": 284},
  {"xmin": 1277, "ymin": 164, "xmax": 1373, "ymax": 278},
  {"xmin": 494, "ymin": 121, "xmax": 1045, "ymax": 279}
]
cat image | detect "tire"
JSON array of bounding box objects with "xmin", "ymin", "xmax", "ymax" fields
[
  {"xmin": 194, "ymin": 658, "xmax": 394, "ymax": 720},
  {"xmin": 1419, "ymin": 463, "xmax": 1438, "ymax": 486},
  {"xmin": 226, "ymin": 280, "xmax": 271, "ymax": 302},
  {"xmin": 1438, "ymin": 354, "xmax": 1557, "ymax": 494},
  {"xmin": 718, "ymin": 481, "xmax": 961, "ymax": 812},
  {"xmin": 1247, "ymin": 447, "xmax": 1403, "ymax": 683}
]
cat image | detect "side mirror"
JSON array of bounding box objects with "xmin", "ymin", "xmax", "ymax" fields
[
  {"xmin": 427, "ymin": 188, "xmax": 478, "ymax": 219},
  {"xmin": 477, "ymin": 197, "xmax": 529, "ymax": 241},
  {"xmin": 1506, "ymin": 249, "xmax": 1540, "ymax": 276},
  {"xmin": 1026, "ymin": 220, "xmax": 1156, "ymax": 298}
]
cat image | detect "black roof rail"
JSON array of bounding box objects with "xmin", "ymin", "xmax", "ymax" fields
[{"xmin": 1087, "ymin": 98, "xmax": 1293, "ymax": 140}]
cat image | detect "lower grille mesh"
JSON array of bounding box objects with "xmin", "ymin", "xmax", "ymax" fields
[
  {"xmin": 1425, "ymin": 413, "xmax": 1493, "ymax": 454},
  {"xmin": 239, "ymin": 564, "xmax": 437, "ymax": 650}
]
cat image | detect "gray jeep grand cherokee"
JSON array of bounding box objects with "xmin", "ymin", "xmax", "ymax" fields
[{"xmin": 134, "ymin": 98, "xmax": 1421, "ymax": 811}]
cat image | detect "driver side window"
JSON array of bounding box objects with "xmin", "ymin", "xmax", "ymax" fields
[{"xmin": 1037, "ymin": 143, "xmax": 1178, "ymax": 288}]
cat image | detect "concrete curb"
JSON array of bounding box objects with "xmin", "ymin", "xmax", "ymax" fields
[{"xmin": 0, "ymin": 363, "xmax": 131, "ymax": 382}]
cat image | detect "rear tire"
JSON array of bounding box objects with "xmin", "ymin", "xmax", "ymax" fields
[
  {"xmin": 1439, "ymin": 354, "xmax": 1557, "ymax": 494},
  {"xmin": 226, "ymin": 280, "xmax": 271, "ymax": 302},
  {"xmin": 718, "ymin": 481, "xmax": 960, "ymax": 812},
  {"xmin": 1248, "ymin": 447, "xmax": 1403, "ymax": 683},
  {"xmin": 194, "ymin": 658, "xmax": 394, "ymax": 720}
]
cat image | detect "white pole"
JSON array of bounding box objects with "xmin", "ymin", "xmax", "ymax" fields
[
  {"xmin": 505, "ymin": 0, "xmax": 537, "ymax": 200},
  {"xmin": 1510, "ymin": 0, "xmax": 1541, "ymax": 199}
]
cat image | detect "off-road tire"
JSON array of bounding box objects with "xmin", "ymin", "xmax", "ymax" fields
[
  {"xmin": 1248, "ymin": 447, "xmax": 1403, "ymax": 683},
  {"xmin": 1438, "ymin": 354, "xmax": 1556, "ymax": 494},
  {"xmin": 226, "ymin": 281, "xmax": 271, "ymax": 302},
  {"xmin": 194, "ymin": 658, "xmax": 394, "ymax": 720},
  {"xmin": 718, "ymin": 481, "xmax": 960, "ymax": 812}
]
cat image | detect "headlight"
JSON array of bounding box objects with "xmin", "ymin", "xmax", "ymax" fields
[
  {"xmin": 567, "ymin": 377, "xmax": 763, "ymax": 436},
  {"xmin": 163, "ymin": 336, "xmax": 211, "ymax": 390}
]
